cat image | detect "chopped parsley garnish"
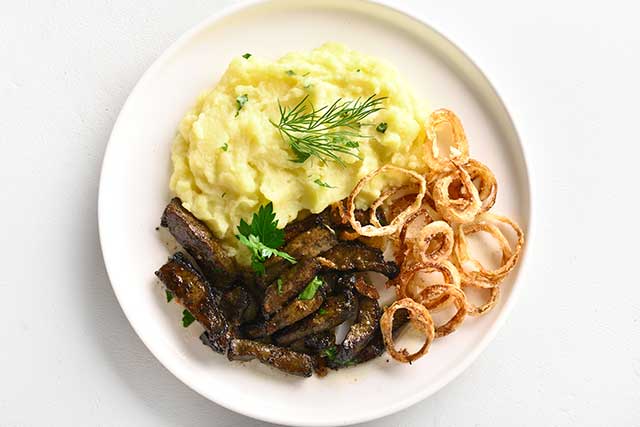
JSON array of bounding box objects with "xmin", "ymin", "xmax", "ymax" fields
[
  {"xmin": 314, "ymin": 178, "xmax": 335, "ymax": 189},
  {"xmin": 235, "ymin": 94, "xmax": 249, "ymax": 116},
  {"xmin": 298, "ymin": 276, "xmax": 323, "ymax": 300},
  {"xmin": 242, "ymin": 53, "xmax": 252, "ymax": 59},
  {"xmin": 165, "ymin": 290, "xmax": 173, "ymax": 303},
  {"xmin": 376, "ymin": 122, "xmax": 388, "ymax": 134},
  {"xmin": 286, "ymin": 70, "xmax": 296, "ymax": 76},
  {"xmin": 322, "ymin": 346, "xmax": 337, "ymax": 360},
  {"xmin": 356, "ymin": 69, "xmax": 361, "ymax": 72},
  {"xmin": 236, "ymin": 202, "xmax": 296, "ymax": 274},
  {"xmin": 318, "ymin": 308, "xmax": 328, "ymax": 315},
  {"xmin": 221, "ymin": 142, "xmax": 229, "ymax": 151},
  {"xmin": 277, "ymin": 278, "xmax": 283, "ymax": 295},
  {"xmin": 181, "ymin": 309, "xmax": 196, "ymax": 327},
  {"xmin": 221, "ymin": 192, "xmax": 226, "ymax": 198},
  {"xmin": 321, "ymin": 346, "xmax": 355, "ymax": 365}
]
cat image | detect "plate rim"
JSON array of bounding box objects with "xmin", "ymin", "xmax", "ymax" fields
[{"xmin": 98, "ymin": 0, "xmax": 536, "ymax": 425}]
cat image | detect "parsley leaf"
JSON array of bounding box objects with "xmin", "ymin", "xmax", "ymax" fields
[
  {"xmin": 235, "ymin": 94, "xmax": 248, "ymax": 116},
  {"xmin": 298, "ymin": 276, "xmax": 323, "ymax": 300},
  {"xmin": 277, "ymin": 278, "xmax": 283, "ymax": 295},
  {"xmin": 165, "ymin": 290, "xmax": 173, "ymax": 303},
  {"xmin": 221, "ymin": 143, "xmax": 229, "ymax": 151},
  {"xmin": 236, "ymin": 203, "xmax": 296, "ymax": 274},
  {"xmin": 321, "ymin": 346, "xmax": 356, "ymax": 366},
  {"xmin": 182, "ymin": 309, "xmax": 196, "ymax": 327},
  {"xmin": 376, "ymin": 122, "xmax": 388, "ymax": 133},
  {"xmin": 286, "ymin": 70, "xmax": 296, "ymax": 76},
  {"xmin": 318, "ymin": 308, "xmax": 327, "ymax": 315},
  {"xmin": 322, "ymin": 346, "xmax": 337, "ymax": 360},
  {"xmin": 242, "ymin": 53, "xmax": 252, "ymax": 59},
  {"xmin": 246, "ymin": 203, "xmax": 283, "ymax": 248},
  {"xmin": 313, "ymin": 178, "xmax": 335, "ymax": 189}
]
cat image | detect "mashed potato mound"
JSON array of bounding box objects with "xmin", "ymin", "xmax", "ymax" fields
[{"xmin": 170, "ymin": 43, "xmax": 428, "ymax": 264}]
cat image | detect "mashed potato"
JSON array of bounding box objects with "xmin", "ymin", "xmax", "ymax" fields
[{"xmin": 170, "ymin": 43, "xmax": 428, "ymax": 263}]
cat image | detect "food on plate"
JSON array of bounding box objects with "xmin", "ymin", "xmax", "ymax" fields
[
  {"xmin": 226, "ymin": 339, "xmax": 315, "ymax": 377},
  {"xmin": 169, "ymin": 42, "xmax": 427, "ymax": 265},
  {"xmin": 156, "ymin": 252, "xmax": 234, "ymax": 353},
  {"xmin": 155, "ymin": 43, "xmax": 525, "ymax": 377},
  {"xmin": 161, "ymin": 198, "xmax": 237, "ymax": 287}
]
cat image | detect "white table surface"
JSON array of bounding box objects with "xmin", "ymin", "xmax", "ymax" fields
[{"xmin": 1, "ymin": 1, "xmax": 638, "ymax": 426}]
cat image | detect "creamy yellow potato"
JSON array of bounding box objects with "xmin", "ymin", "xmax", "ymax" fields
[{"xmin": 170, "ymin": 43, "xmax": 428, "ymax": 263}]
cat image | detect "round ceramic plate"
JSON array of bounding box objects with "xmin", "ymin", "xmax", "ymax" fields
[{"xmin": 99, "ymin": 0, "xmax": 532, "ymax": 425}]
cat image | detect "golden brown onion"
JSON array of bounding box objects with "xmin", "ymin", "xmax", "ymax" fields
[
  {"xmin": 396, "ymin": 261, "xmax": 461, "ymax": 312},
  {"xmin": 466, "ymin": 159, "xmax": 498, "ymax": 213},
  {"xmin": 380, "ymin": 298, "xmax": 435, "ymax": 363},
  {"xmin": 461, "ymin": 280, "xmax": 500, "ymax": 316},
  {"xmin": 347, "ymin": 165, "xmax": 426, "ymax": 237},
  {"xmin": 410, "ymin": 220, "xmax": 455, "ymax": 264},
  {"xmin": 417, "ymin": 284, "xmax": 468, "ymax": 337},
  {"xmin": 432, "ymin": 161, "xmax": 481, "ymax": 224},
  {"xmin": 393, "ymin": 208, "xmax": 433, "ymax": 267},
  {"xmin": 454, "ymin": 213, "xmax": 524, "ymax": 285},
  {"xmin": 424, "ymin": 109, "xmax": 470, "ymax": 171}
]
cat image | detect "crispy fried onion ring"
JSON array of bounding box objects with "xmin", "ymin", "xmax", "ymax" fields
[
  {"xmin": 409, "ymin": 220, "xmax": 455, "ymax": 264},
  {"xmin": 381, "ymin": 298, "xmax": 435, "ymax": 363},
  {"xmin": 424, "ymin": 109, "xmax": 470, "ymax": 171},
  {"xmin": 466, "ymin": 159, "xmax": 497, "ymax": 213},
  {"xmin": 347, "ymin": 165, "xmax": 426, "ymax": 237},
  {"xmin": 393, "ymin": 208, "xmax": 433, "ymax": 267},
  {"xmin": 395, "ymin": 261, "xmax": 461, "ymax": 312},
  {"xmin": 369, "ymin": 184, "xmax": 420, "ymax": 228},
  {"xmin": 430, "ymin": 159, "xmax": 497, "ymax": 214},
  {"xmin": 354, "ymin": 275, "xmax": 380, "ymax": 299},
  {"xmin": 417, "ymin": 284, "xmax": 468, "ymax": 337},
  {"xmin": 462, "ymin": 282, "xmax": 500, "ymax": 317},
  {"xmin": 432, "ymin": 161, "xmax": 481, "ymax": 224},
  {"xmin": 454, "ymin": 213, "xmax": 524, "ymax": 285}
]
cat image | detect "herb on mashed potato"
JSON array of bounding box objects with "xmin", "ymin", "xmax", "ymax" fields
[
  {"xmin": 314, "ymin": 178, "xmax": 335, "ymax": 188},
  {"xmin": 169, "ymin": 43, "xmax": 428, "ymax": 266},
  {"xmin": 235, "ymin": 94, "xmax": 249, "ymax": 116}
]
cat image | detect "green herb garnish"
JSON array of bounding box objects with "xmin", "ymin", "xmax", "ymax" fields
[
  {"xmin": 221, "ymin": 142, "xmax": 229, "ymax": 151},
  {"xmin": 321, "ymin": 346, "xmax": 355, "ymax": 365},
  {"xmin": 277, "ymin": 278, "xmax": 283, "ymax": 295},
  {"xmin": 242, "ymin": 53, "xmax": 252, "ymax": 59},
  {"xmin": 313, "ymin": 178, "xmax": 335, "ymax": 188},
  {"xmin": 271, "ymin": 94, "xmax": 386, "ymax": 165},
  {"xmin": 322, "ymin": 346, "xmax": 337, "ymax": 360},
  {"xmin": 286, "ymin": 70, "xmax": 296, "ymax": 76},
  {"xmin": 318, "ymin": 308, "xmax": 327, "ymax": 315},
  {"xmin": 235, "ymin": 94, "xmax": 249, "ymax": 116},
  {"xmin": 298, "ymin": 276, "xmax": 323, "ymax": 300},
  {"xmin": 221, "ymin": 192, "xmax": 226, "ymax": 198},
  {"xmin": 376, "ymin": 122, "xmax": 388, "ymax": 134},
  {"xmin": 165, "ymin": 290, "xmax": 173, "ymax": 303},
  {"xmin": 182, "ymin": 309, "xmax": 196, "ymax": 327},
  {"xmin": 236, "ymin": 202, "xmax": 296, "ymax": 274}
]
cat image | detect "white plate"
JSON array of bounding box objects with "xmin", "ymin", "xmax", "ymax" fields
[{"xmin": 98, "ymin": 0, "xmax": 533, "ymax": 425}]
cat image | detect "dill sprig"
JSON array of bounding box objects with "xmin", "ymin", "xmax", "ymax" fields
[{"xmin": 271, "ymin": 94, "xmax": 386, "ymax": 165}]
